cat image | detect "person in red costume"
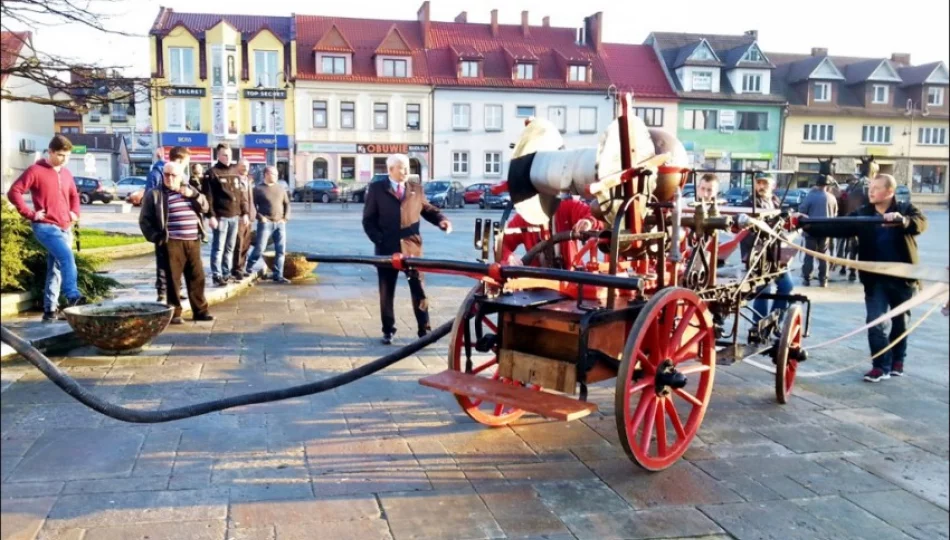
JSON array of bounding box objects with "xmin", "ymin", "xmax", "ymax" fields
[{"xmin": 500, "ymin": 197, "xmax": 600, "ymax": 267}]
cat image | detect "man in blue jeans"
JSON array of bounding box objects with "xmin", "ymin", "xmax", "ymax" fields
[
  {"xmin": 7, "ymin": 135, "xmax": 86, "ymax": 320},
  {"xmin": 201, "ymin": 143, "xmax": 248, "ymax": 286},
  {"xmin": 245, "ymin": 166, "xmax": 291, "ymax": 283}
]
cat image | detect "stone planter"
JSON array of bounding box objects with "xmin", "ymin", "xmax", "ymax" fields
[
  {"xmin": 263, "ymin": 251, "xmax": 318, "ymax": 281},
  {"xmin": 62, "ymin": 301, "xmax": 173, "ymax": 355}
]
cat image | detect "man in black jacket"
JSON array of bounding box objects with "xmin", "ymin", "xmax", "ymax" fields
[
  {"xmin": 362, "ymin": 154, "xmax": 451, "ymax": 344},
  {"xmin": 202, "ymin": 144, "xmax": 249, "ymax": 286},
  {"xmin": 800, "ymin": 174, "xmax": 927, "ymax": 382},
  {"xmin": 140, "ymin": 162, "xmax": 214, "ymax": 324}
]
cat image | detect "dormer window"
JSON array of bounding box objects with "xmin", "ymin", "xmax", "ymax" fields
[
  {"xmin": 515, "ymin": 63, "xmax": 535, "ymax": 80},
  {"xmin": 814, "ymin": 82, "xmax": 831, "ymax": 102},
  {"xmin": 321, "ymin": 56, "xmax": 346, "ymax": 75},
  {"xmin": 742, "ymin": 73, "xmax": 762, "ymax": 93},
  {"xmin": 928, "ymin": 87, "xmax": 945, "ymax": 106},
  {"xmin": 692, "ymin": 45, "xmax": 715, "ymax": 61},
  {"xmin": 383, "ymin": 59, "xmax": 408, "ymax": 78},
  {"xmin": 460, "ymin": 61, "xmax": 479, "ymax": 78},
  {"xmin": 872, "ymin": 84, "xmax": 889, "ymax": 104},
  {"xmin": 743, "ymin": 48, "xmax": 763, "ymax": 62},
  {"xmin": 692, "ymin": 70, "xmax": 713, "ymax": 91},
  {"xmin": 569, "ymin": 65, "xmax": 588, "ymax": 82}
]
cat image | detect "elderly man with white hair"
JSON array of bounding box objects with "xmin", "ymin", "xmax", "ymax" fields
[
  {"xmin": 362, "ymin": 153, "xmax": 452, "ymax": 344},
  {"xmin": 139, "ymin": 160, "xmax": 214, "ymax": 324},
  {"xmin": 245, "ymin": 165, "xmax": 292, "ymax": 283}
]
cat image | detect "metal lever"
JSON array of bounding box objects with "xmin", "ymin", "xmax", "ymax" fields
[
  {"xmin": 474, "ymin": 218, "xmax": 483, "ymax": 249},
  {"xmin": 481, "ymin": 219, "xmax": 492, "ymax": 262}
]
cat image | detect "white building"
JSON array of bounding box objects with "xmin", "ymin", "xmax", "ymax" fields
[{"xmin": 1, "ymin": 32, "xmax": 54, "ymax": 192}]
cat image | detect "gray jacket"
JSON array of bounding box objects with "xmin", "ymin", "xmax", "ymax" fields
[{"xmin": 799, "ymin": 188, "xmax": 837, "ymax": 236}]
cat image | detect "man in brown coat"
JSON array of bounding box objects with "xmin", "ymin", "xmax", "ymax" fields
[
  {"xmin": 231, "ymin": 159, "xmax": 256, "ymax": 279},
  {"xmin": 362, "ymin": 154, "xmax": 451, "ymax": 344}
]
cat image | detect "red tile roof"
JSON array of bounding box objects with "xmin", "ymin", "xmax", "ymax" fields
[
  {"xmin": 151, "ymin": 8, "xmax": 291, "ymax": 41},
  {"xmin": 1, "ymin": 31, "xmax": 30, "ymax": 88},
  {"xmin": 600, "ymin": 43, "xmax": 677, "ymax": 99}
]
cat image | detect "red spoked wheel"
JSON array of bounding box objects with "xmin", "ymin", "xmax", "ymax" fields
[
  {"xmin": 447, "ymin": 287, "xmax": 536, "ymax": 426},
  {"xmin": 615, "ymin": 287, "xmax": 716, "ymax": 471},
  {"xmin": 775, "ymin": 305, "xmax": 803, "ymax": 404}
]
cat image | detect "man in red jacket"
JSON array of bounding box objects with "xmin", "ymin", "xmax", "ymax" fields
[
  {"xmin": 7, "ymin": 135, "xmax": 86, "ymax": 321},
  {"xmin": 500, "ymin": 197, "xmax": 598, "ymax": 267}
]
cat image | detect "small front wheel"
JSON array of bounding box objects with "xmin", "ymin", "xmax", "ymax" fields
[{"xmin": 775, "ymin": 305, "xmax": 803, "ymax": 404}]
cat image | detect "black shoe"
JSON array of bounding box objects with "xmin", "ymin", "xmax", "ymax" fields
[
  {"xmin": 848, "ymin": 272, "xmax": 857, "ymax": 282},
  {"xmin": 231, "ymin": 271, "xmax": 247, "ymax": 280},
  {"xmin": 802, "ymin": 278, "xmax": 811, "ymax": 287},
  {"xmin": 156, "ymin": 294, "xmax": 166, "ymax": 303},
  {"xmin": 213, "ymin": 277, "xmax": 228, "ymax": 287},
  {"xmin": 193, "ymin": 312, "xmax": 215, "ymax": 322},
  {"xmin": 67, "ymin": 296, "xmax": 87, "ymax": 307},
  {"xmin": 274, "ymin": 277, "xmax": 291, "ymax": 284},
  {"xmin": 819, "ymin": 280, "xmax": 828, "ymax": 288},
  {"xmin": 418, "ymin": 329, "xmax": 430, "ymax": 338},
  {"xmin": 42, "ymin": 311, "xmax": 58, "ymax": 323},
  {"xmin": 170, "ymin": 316, "xmax": 184, "ymax": 325},
  {"xmin": 839, "ymin": 268, "xmax": 847, "ymax": 276},
  {"xmin": 381, "ymin": 332, "xmax": 394, "ymax": 345}
]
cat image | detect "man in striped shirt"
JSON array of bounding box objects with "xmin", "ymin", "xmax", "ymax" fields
[{"xmin": 140, "ymin": 161, "xmax": 215, "ymax": 324}]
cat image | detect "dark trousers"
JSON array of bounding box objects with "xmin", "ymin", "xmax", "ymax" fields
[
  {"xmin": 161, "ymin": 239, "xmax": 209, "ymax": 318},
  {"xmin": 864, "ymin": 279, "xmax": 915, "ymax": 372},
  {"xmin": 232, "ymin": 220, "xmax": 252, "ymax": 277},
  {"xmin": 377, "ymin": 267, "xmax": 429, "ymax": 336},
  {"xmin": 835, "ymin": 237, "xmax": 858, "ymax": 276},
  {"xmin": 802, "ymin": 236, "xmax": 829, "ymax": 281},
  {"xmin": 154, "ymin": 246, "xmax": 168, "ymax": 296}
]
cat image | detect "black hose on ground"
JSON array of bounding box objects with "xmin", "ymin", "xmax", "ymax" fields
[{"xmin": 0, "ymin": 321, "xmax": 452, "ymax": 423}]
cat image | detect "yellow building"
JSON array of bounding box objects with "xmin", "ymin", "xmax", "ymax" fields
[
  {"xmin": 772, "ymin": 51, "xmax": 949, "ymax": 203},
  {"xmin": 149, "ymin": 9, "xmax": 296, "ymax": 180}
]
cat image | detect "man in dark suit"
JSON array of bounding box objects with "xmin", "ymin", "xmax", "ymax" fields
[{"xmin": 362, "ymin": 154, "xmax": 452, "ymax": 344}]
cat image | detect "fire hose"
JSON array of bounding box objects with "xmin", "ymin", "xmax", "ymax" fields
[{"xmin": 0, "ymin": 321, "xmax": 452, "ymax": 423}]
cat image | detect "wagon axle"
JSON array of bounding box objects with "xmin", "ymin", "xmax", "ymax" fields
[{"xmin": 654, "ymin": 359, "xmax": 689, "ymax": 396}]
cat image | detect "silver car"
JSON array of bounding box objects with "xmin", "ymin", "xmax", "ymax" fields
[{"xmin": 116, "ymin": 176, "xmax": 148, "ymax": 198}]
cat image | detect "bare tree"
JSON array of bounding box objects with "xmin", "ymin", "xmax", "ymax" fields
[{"xmin": 1, "ymin": 0, "xmax": 153, "ymax": 111}]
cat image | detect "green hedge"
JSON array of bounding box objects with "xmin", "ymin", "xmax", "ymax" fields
[{"xmin": 1, "ymin": 199, "xmax": 118, "ymax": 302}]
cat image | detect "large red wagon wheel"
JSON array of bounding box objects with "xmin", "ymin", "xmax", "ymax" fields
[
  {"xmin": 447, "ymin": 287, "xmax": 535, "ymax": 426},
  {"xmin": 774, "ymin": 305, "xmax": 803, "ymax": 404},
  {"xmin": 615, "ymin": 287, "xmax": 716, "ymax": 471}
]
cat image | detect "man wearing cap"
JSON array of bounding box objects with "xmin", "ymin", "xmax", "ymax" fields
[
  {"xmin": 740, "ymin": 172, "xmax": 794, "ymax": 327},
  {"xmin": 797, "ymin": 175, "xmax": 838, "ymax": 287}
]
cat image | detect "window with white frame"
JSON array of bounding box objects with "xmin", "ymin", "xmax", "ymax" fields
[
  {"xmin": 633, "ymin": 107, "xmax": 664, "ymax": 127},
  {"xmin": 340, "ymin": 101, "xmax": 355, "ymax": 129},
  {"xmin": 251, "ymin": 101, "xmax": 284, "ymax": 133},
  {"xmin": 742, "ymin": 73, "xmax": 762, "ymax": 93},
  {"xmin": 484, "ymin": 152, "xmax": 502, "ymax": 176},
  {"xmin": 928, "ymin": 87, "xmax": 945, "ymax": 106},
  {"xmin": 736, "ymin": 111, "xmax": 768, "ymax": 131},
  {"xmin": 872, "ymin": 85, "xmax": 889, "ymax": 104},
  {"xmin": 373, "ymin": 103, "xmax": 389, "ymax": 130},
  {"xmin": 803, "ymin": 123, "xmax": 835, "ymax": 143},
  {"xmin": 168, "ymin": 47, "xmax": 195, "ymax": 85},
  {"xmin": 516, "ymin": 105, "xmax": 536, "ymax": 118},
  {"xmin": 484, "ymin": 104, "xmax": 502, "ymax": 131},
  {"xmin": 814, "ymin": 82, "xmax": 831, "ymax": 102},
  {"xmin": 460, "ymin": 61, "xmax": 479, "ymax": 78},
  {"xmin": 312, "ymin": 100, "xmax": 327, "ymax": 128},
  {"xmin": 321, "ymin": 56, "xmax": 346, "ymax": 75},
  {"xmin": 579, "ymin": 107, "xmax": 597, "ymax": 133},
  {"xmin": 382, "ymin": 59, "xmax": 408, "ymax": 78},
  {"xmin": 166, "ymin": 99, "xmax": 201, "ymax": 131},
  {"xmin": 683, "ymin": 109, "xmax": 718, "ymax": 130},
  {"xmin": 548, "ymin": 106, "xmax": 566, "ymax": 132},
  {"xmin": 406, "ymin": 103, "xmax": 421, "ymax": 130},
  {"xmin": 254, "ymin": 50, "xmax": 279, "ymax": 87},
  {"xmin": 515, "ymin": 63, "xmax": 535, "ymax": 80},
  {"xmin": 452, "ymin": 104, "xmax": 471, "ymax": 130},
  {"xmin": 452, "ymin": 151, "xmax": 470, "ymax": 175},
  {"xmin": 862, "ymin": 125, "xmax": 892, "ymax": 144},
  {"xmin": 918, "ymin": 127, "xmax": 948, "ymax": 146},
  {"xmin": 569, "ymin": 65, "xmax": 588, "ymax": 82},
  {"xmin": 692, "ymin": 70, "xmax": 713, "ymax": 91}
]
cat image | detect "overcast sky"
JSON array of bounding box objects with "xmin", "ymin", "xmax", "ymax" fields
[{"xmin": 9, "ymin": 0, "xmax": 950, "ymax": 78}]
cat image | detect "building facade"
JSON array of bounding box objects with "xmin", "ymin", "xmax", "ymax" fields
[
  {"xmin": 646, "ymin": 31, "xmax": 786, "ymax": 187},
  {"xmin": 1, "ymin": 32, "xmax": 55, "ymax": 193},
  {"xmin": 773, "ymin": 50, "xmax": 949, "ymax": 203},
  {"xmin": 149, "ymin": 9, "xmax": 296, "ymax": 181}
]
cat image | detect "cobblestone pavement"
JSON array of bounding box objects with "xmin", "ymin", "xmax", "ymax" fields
[{"xmin": 1, "ymin": 205, "xmax": 947, "ymax": 539}]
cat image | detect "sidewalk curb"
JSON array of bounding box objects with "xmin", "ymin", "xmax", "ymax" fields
[
  {"xmin": 81, "ymin": 242, "xmax": 154, "ymax": 260},
  {"xmin": 0, "ymin": 274, "xmax": 260, "ymax": 362}
]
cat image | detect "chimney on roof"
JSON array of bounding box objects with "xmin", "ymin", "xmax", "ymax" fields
[
  {"xmin": 745, "ymin": 29, "xmax": 758, "ymax": 40},
  {"xmin": 491, "ymin": 9, "xmax": 499, "ymax": 37},
  {"xmin": 522, "ymin": 11, "xmax": 530, "ymax": 37},
  {"xmin": 418, "ymin": 1, "xmax": 431, "ymax": 48},
  {"xmin": 584, "ymin": 12, "xmax": 603, "ymax": 52},
  {"xmin": 811, "ymin": 47, "xmax": 828, "ymax": 57},
  {"xmin": 454, "ymin": 11, "xmax": 467, "ymax": 24},
  {"xmin": 891, "ymin": 53, "xmax": 911, "ymax": 65},
  {"xmin": 542, "ymin": 16, "xmax": 550, "ymax": 27}
]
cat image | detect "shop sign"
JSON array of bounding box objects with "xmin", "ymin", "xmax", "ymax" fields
[
  {"xmin": 731, "ymin": 152, "xmax": 774, "ymax": 160},
  {"xmin": 244, "ymin": 88, "xmax": 287, "ymax": 99},
  {"xmin": 163, "ymin": 87, "xmax": 207, "ymax": 97},
  {"xmin": 356, "ymin": 143, "xmax": 430, "ymax": 154},
  {"xmin": 297, "ymin": 142, "xmax": 356, "ymax": 153}
]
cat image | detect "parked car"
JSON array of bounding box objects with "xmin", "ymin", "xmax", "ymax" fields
[
  {"xmin": 115, "ymin": 176, "xmax": 147, "ymax": 198},
  {"xmin": 424, "ymin": 181, "xmax": 465, "ymax": 209},
  {"xmin": 480, "ymin": 190, "xmax": 511, "ymax": 209},
  {"xmin": 776, "ymin": 188, "xmax": 808, "ymax": 210},
  {"xmin": 293, "ymin": 180, "xmax": 340, "ymax": 203},
  {"xmin": 463, "ymin": 183, "xmax": 492, "ymax": 205},
  {"xmin": 74, "ymin": 176, "xmax": 116, "ymax": 204},
  {"xmin": 896, "ymin": 184, "xmax": 911, "ymax": 204},
  {"xmin": 348, "ymin": 173, "xmax": 388, "ymax": 203},
  {"xmin": 128, "ymin": 188, "xmax": 145, "ymax": 207},
  {"xmin": 724, "ymin": 187, "xmax": 751, "ymax": 206}
]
